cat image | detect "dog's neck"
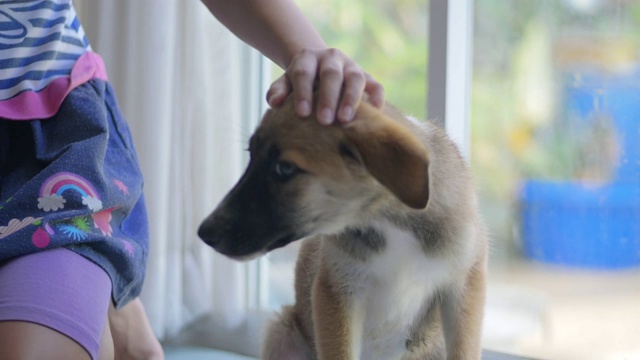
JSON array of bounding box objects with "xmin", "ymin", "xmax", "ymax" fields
[
  {"xmin": 327, "ymin": 203, "xmax": 455, "ymax": 260},
  {"xmin": 327, "ymin": 210, "xmax": 414, "ymax": 262}
]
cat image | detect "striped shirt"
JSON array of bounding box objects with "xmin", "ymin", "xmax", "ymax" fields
[{"xmin": 0, "ymin": 0, "xmax": 107, "ymax": 120}]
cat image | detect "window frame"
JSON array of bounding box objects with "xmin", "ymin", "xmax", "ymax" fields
[{"xmin": 428, "ymin": 0, "xmax": 474, "ymax": 158}]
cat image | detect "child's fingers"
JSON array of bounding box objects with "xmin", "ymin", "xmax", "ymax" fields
[
  {"xmin": 288, "ymin": 50, "xmax": 318, "ymax": 118},
  {"xmin": 266, "ymin": 75, "xmax": 290, "ymax": 107},
  {"xmin": 364, "ymin": 72, "xmax": 385, "ymax": 108},
  {"xmin": 335, "ymin": 64, "xmax": 366, "ymax": 123},
  {"xmin": 315, "ymin": 49, "xmax": 346, "ymax": 125},
  {"xmin": 266, "ymin": 48, "xmax": 386, "ymax": 124}
]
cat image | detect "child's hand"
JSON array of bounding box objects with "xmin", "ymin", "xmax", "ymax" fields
[
  {"xmin": 109, "ymin": 298, "xmax": 164, "ymax": 360},
  {"xmin": 266, "ymin": 48, "xmax": 385, "ymax": 125}
]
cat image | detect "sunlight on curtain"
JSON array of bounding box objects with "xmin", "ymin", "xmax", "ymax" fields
[{"xmin": 76, "ymin": 0, "xmax": 259, "ymax": 341}]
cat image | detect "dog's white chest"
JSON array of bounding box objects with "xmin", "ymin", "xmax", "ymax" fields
[{"xmin": 352, "ymin": 222, "xmax": 448, "ymax": 360}]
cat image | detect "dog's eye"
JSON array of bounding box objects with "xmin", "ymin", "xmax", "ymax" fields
[{"xmin": 274, "ymin": 161, "xmax": 299, "ymax": 181}]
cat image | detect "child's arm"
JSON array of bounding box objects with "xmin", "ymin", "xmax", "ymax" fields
[{"xmin": 201, "ymin": 0, "xmax": 384, "ymax": 124}]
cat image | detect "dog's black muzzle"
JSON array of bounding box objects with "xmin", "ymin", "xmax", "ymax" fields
[
  {"xmin": 198, "ymin": 207, "xmax": 299, "ymax": 259},
  {"xmin": 197, "ymin": 179, "xmax": 301, "ymax": 259}
]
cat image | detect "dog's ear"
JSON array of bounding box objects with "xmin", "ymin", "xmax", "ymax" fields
[{"xmin": 344, "ymin": 103, "xmax": 429, "ymax": 209}]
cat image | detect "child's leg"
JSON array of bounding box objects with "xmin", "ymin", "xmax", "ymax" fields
[
  {"xmin": 100, "ymin": 318, "xmax": 115, "ymax": 360},
  {"xmin": 0, "ymin": 321, "xmax": 96, "ymax": 360},
  {"xmin": 0, "ymin": 248, "xmax": 113, "ymax": 360},
  {"xmin": 109, "ymin": 298, "xmax": 164, "ymax": 360}
]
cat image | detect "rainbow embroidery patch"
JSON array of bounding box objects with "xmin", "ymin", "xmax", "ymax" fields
[
  {"xmin": 30, "ymin": 172, "xmax": 113, "ymax": 248},
  {"xmin": 37, "ymin": 172, "xmax": 103, "ymax": 212}
]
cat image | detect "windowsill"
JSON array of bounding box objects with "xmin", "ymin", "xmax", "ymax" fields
[
  {"xmin": 164, "ymin": 346, "xmax": 536, "ymax": 360},
  {"xmin": 164, "ymin": 346, "xmax": 255, "ymax": 360}
]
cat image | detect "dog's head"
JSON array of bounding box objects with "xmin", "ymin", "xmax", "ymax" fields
[{"xmin": 198, "ymin": 98, "xmax": 429, "ymax": 260}]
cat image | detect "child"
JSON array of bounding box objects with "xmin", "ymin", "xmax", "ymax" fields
[{"xmin": 0, "ymin": 0, "xmax": 384, "ymax": 359}]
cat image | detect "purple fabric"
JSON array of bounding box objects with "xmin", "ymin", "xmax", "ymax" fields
[{"xmin": 0, "ymin": 248, "xmax": 112, "ymax": 359}]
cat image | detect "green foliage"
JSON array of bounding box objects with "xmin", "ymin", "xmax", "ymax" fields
[
  {"xmin": 471, "ymin": 0, "xmax": 640, "ymax": 247},
  {"xmin": 296, "ymin": 0, "xmax": 428, "ymax": 119}
]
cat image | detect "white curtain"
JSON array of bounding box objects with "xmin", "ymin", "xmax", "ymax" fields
[{"xmin": 75, "ymin": 0, "xmax": 267, "ymax": 350}]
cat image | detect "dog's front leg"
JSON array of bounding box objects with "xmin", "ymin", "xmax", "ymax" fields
[
  {"xmin": 311, "ymin": 263, "xmax": 362, "ymax": 360},
  {"xmin": 440, "ymin": 258, "xmax": 487, "ymax": 360}
]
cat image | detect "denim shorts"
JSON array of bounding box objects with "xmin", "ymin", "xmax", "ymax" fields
[{"xmin": 0, "ymin": 79, "xmax": 149, "ymax": 307}]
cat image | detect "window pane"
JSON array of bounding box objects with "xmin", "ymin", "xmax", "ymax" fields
[
  {"xmin": 473, "ymin": 0, "xmax": 640, "ymax": 358},
  {"xmin": 271, "ymin": 0, "xmax": 428, "ymax": 119}
]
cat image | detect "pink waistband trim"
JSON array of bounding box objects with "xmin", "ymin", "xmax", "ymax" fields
[{"xmin": 0, "ymin": 52, "xmax": 109, "ymax": 120}]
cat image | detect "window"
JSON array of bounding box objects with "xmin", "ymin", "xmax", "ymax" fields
[{"xmin": 472, "ymin": 1, "xmax": 640, "ymax": 358}]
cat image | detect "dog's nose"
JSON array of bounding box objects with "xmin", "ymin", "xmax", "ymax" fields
[{"xmin": 197, "ymin": 216, "xmax": 223, "ymax": 246}]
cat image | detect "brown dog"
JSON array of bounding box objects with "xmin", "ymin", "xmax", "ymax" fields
[{"xmin": 198, "ymin": 97, "xmax": 488, "ymax": 360}]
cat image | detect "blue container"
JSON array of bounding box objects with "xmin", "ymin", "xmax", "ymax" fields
[
  {"xmin": 563, "ymin": 68, "xmax": 640, "ymax": 182},
  {"xmin": 520, "ymin": 180, "xmax": 640, "ymax": 269},
  {"xmin": 520, "ymin": 68, "xmax": 640, "ymax": 269}
]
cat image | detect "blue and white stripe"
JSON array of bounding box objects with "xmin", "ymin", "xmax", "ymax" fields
[{"xmin": 0, "ymin": 0, "xmax": 90, "ymax": 100}]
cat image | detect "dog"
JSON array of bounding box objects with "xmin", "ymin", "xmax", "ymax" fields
[{"xmin": 198, "ymin": 95, "xmax": 488, "ymax": 360}]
